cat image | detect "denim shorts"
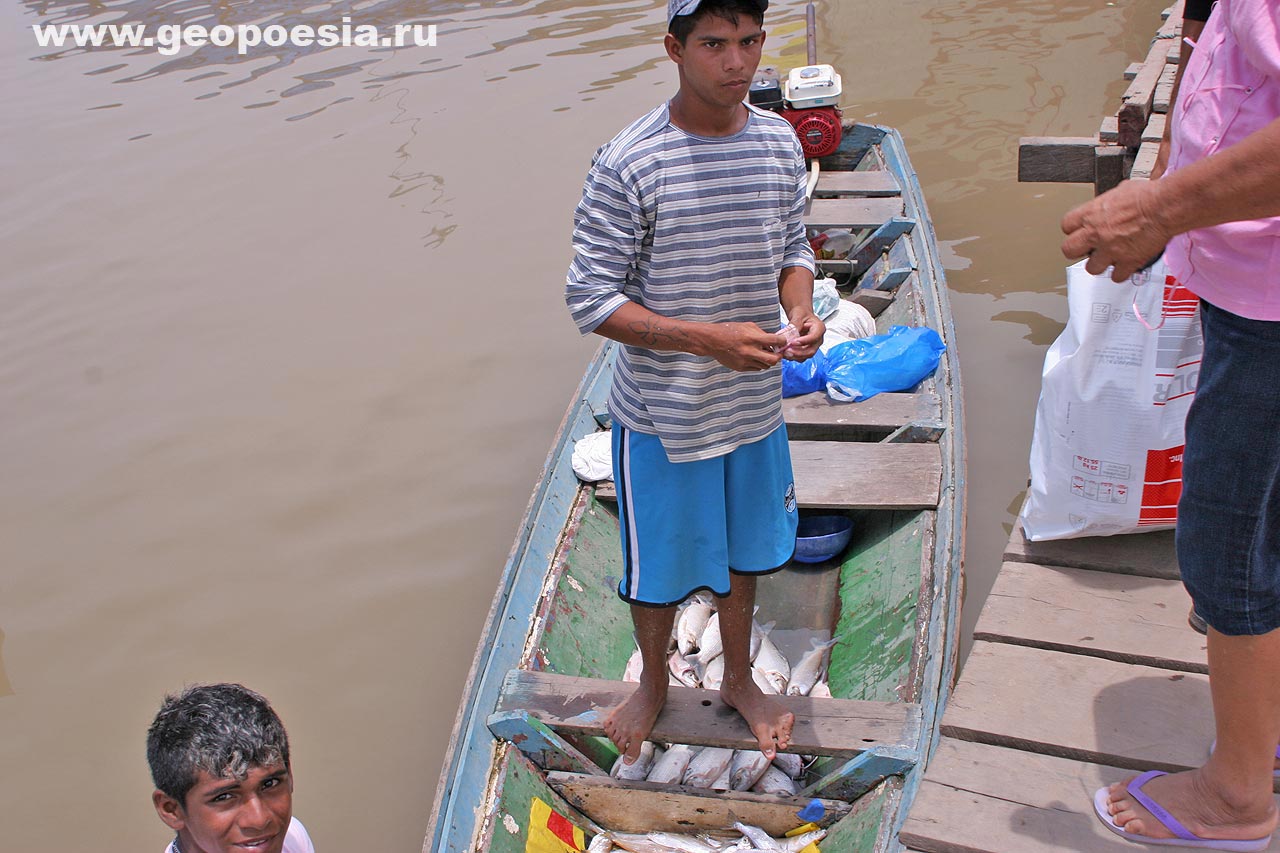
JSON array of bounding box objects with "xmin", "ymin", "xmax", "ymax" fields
[{"xmin": 1177, "ymin": 300, "xmax": 1280, "ymax": 636}]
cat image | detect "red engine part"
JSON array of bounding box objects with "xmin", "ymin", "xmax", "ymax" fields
[{"xmin": 781, "ymin": 105, "xmax": 843, "ymax": 158}]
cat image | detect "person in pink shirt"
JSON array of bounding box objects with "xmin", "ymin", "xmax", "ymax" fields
[{"xmin": 1062, "ymin": 0, "xmax": 1280, "ymax": 848}]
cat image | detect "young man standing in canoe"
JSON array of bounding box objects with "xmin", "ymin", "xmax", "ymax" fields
[{"xmin": 564, "ymin": 0, "xmax": 824, "ymax": 763}]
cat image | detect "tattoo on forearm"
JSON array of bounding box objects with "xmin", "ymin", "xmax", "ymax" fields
[{"xmin": 629, "ymin": 317, "xmax": 690, "ymax": 348}]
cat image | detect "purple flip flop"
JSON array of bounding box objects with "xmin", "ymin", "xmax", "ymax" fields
[{"xmin": 1093, "ymin": 770, "xmax": 1272, "ymax": 851}]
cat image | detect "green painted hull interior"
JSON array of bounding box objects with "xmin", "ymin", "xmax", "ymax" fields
[{"xmin": 535, "ymin": 495, "xmax": 923, "ymax": 706}]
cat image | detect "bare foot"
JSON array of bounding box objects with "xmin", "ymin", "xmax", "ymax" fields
[
  {"xmin": 603, "ymin": 680, "xmax": 667, "ymax": 764},
  {"xmin": 720, "ymin": 675, "xmax": 794, "ymax": 759},
  {"xmin": 1104, "ymin": 769, "xmax": 1277, "ymax": 842}
]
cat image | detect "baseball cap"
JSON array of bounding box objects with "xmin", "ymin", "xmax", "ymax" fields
[{"xmin": 667, "ymin": 0, "xmax": 769, "ymax": 25}]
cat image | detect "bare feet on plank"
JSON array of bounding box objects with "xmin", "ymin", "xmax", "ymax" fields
[
  {"xmin": 603, "ymin": 680, "xmax": 667, "ymax": 764},
  {"xmin": 720, "ymin": 675, "xmax": 794, "ymax": 760}
]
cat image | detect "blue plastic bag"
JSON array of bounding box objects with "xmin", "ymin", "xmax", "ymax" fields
[
  {"xmin": 823, "ymin": 325, "xmax": 946, "ymax": 402},
  {"xmin": 781, "ymin": 348, "xmax": 826, "ymax": 397}
]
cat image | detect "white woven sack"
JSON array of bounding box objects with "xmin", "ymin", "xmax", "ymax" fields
[{"xmin": 1020, "ymin": 258, "xmax": 1202, "ymax": 541}]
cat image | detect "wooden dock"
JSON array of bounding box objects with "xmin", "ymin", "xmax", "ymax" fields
[
  {"xmin": 899, "ymin": 524, "xmax": 1280, "ymax": 852},
  {"xmin": 1018, "ymin": 1, "xmax": 1189, "ymax": 194}
]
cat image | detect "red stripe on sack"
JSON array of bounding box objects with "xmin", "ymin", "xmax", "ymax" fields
[
  {"xmin": 1141, "ymin": 446, "xmax": 1184, "ymax": 520},
  {"xmin": 547, "ymin": 810, "xmax": 579, "ymax": 848}
]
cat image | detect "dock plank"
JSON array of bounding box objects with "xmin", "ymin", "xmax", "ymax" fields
[
  {"xmin": 942, "ymin": 642, "xmax": 1213, "ymax": 774},
  {"xmin": 972, "ymin": 561, "xmax": 1206, "ymax": 672},
  {"xmin": 814, "ymin": 170, "xmax": 901, "ymax": 197},
  {"xmin": 547, "ymin": 772, "xmax": 850, "ymax": 835},
  {"xmin": 902, "ymin": 738, "xmax": 1210, "ymax": 853},
  {"xmin": 1018, "ymin": 137, "xmax": 1097, "ymax": 183},
  {"xmin": 805, "ymin": 196, "xmax": 905, "ymax": 229},
  {"xmin": 495, "ymin": 670, "xmax": 921, "ymax": 759},
  {"xmin": 1119, "ymin": 39, "xmax": 1171, "ymax": 147},
  {"xmin": 1004, "ymin": 520, "xmax": 1179, "ymax": 579},
  {"xmin": 596, "ymin": 441, "xmax": 942, "ymax": 510},
  {"xmin": 782, "ymin": 392, "xmax": 941, "ymax": 440}
]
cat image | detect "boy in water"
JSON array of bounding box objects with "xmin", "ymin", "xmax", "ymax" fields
[
  {"xmin": 148, "ymin": 683, "xmax": 316, "ymax": 853},
  {"xmin": 565, "ymin": 0, "xmax": 822, "ymax": 762}
]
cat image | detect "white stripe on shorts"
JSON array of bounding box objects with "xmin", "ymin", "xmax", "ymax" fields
[{"xmin": 621, "ymin": 429, "xmax": 642, "ymax": 601}]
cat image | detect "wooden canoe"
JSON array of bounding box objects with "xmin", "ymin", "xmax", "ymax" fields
[{"xmin": 426, "ymin": 122, "xmax": 966, "ymax": 852}]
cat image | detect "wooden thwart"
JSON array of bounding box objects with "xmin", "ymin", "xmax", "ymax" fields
[
  {"xmin": 805, "ymin": 196, "xmax": 905, "ymax": 230},
  {"xmin": 972, "ymin": 561, "xmax": 1206, "ymax": 672},
  {"xmin": 941, "ymin": 641, "xmax": 1214, "ymax": 774},
  {"xmin": 494, "ymin": 670, "xmax": 922, "ymax": 759},
  {"xmin": 597, "ymin": 441, "xmax": 942, "ymax": 510},
  {"xmin": 814, "ymin": 170, "xmax": 901, "ymax": 197},
  {"xmin": 547, "ymin": 772, "xmax": 850, "ymax": 835},
  {"xmin": 1004, "ymin": 520, "xmax": 1179, "ymax": 579},
  {"xmin": 782, "ymin": 392, "xmax": 942, "ymax": 440}
]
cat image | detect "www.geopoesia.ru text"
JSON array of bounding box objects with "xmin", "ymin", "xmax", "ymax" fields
[{"xmin": 31, "ymin": 18, "xmax": 438, "ymax": 56}]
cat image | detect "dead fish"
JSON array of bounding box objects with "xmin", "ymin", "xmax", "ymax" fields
[
  {"xmin": 587, "ymin": 834, "xmax": 616, "ymax": 853},
  {"xmin": 683, "ymin": 746, "xmax": 734, "ymax": 788},
  {"xmin": 780, "ymin": 829, "xmax": 827, "ymax": 853},
  {"xmin": 786, "ymin": 637, "xmax": 838, "ymax": 696},
  {"xmin": 711, "ymin": 760, "xmax": 731, "ymax": 790},
  {"xmin": 729, "ymin": 749, "xmax": 771, "ymax": 791},
  {"xmin": 646, "ymin": 743, "xmax": 696, "ymax": 784},
  {"xmin": 608, "ymin": 833, "xmax": 685, "ymax": 853},
  {"xmin": 752, "ymin": 764, "xmax": 800, "ymax": 795},
  {"xmin": 623, "ymin": 644, "xmax": 643, "ymax": 683},
  {"xmin": 668, "ymin": 651, "xmax": 699, "ymax": 687},
  {"xmin": 752, "ymin": 626, "xmax": 791, "ymax": 687},
  {"xmin": 687, "ymin": 613, "xmax": 722, "ymax": 676},
  {"xmin": 808, "ymin": 679, "xmax": 832, "ymax": 699},
  {"xmin": 611, "ymin": 741, "xmax": 658, "ymax": 780},
  {"xmin": 700, "ymin": 655, "xmax": 725, "ymax": 690},
  {"xmin": 676, "ymin": 597, "xmax": 714, "ymax": 656},
  {"xmin": 732, "ymin": 823, "xmax": 783, "ymax": 852},
  {"xmin": 749, "ymin": 617, "xmax": 773, "ymax": 662},
  {"xmin": 751, "ymin": 666, "xmax": 780, "ymax": 695},
  {"xmin": 772, "ymin": 751, "xmax": 804, "ymax": 779},
  {"xmin": 647, "ymin": 833, "xmax": 717, "ymax": 853}
]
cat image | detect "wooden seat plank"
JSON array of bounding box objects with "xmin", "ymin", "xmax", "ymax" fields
[
  {"xmin": 546, "ymin": 772, "xmax": 850, "ymax": 835},
  {"xmin": 782, "ymin": 392, "xmax": 941, "ymax": 440},
  {"xmin": 597, "ymin": 441, "xmax": 942, "ymax": 510},
  {"xmin": 973, "ymin": 561, "xmax": 1206, "ymax": 672},
  {"xmin": 898, "ymin": 738, "xmax": 1253, "ymax": 853},
  {"xmin": 805, "ymin": 196, "xmax": 905, "ymax": 230},
  {"xmin": 941, "ymin": 641, "xmax": 1213, "ymax": 774},
  {"xmin": 814, "ymin": 170, "xmax": 901, "ymax": 197},
  {"xmin": 1004, "ymin": 519, "xmax": 1179, "ymax": 579},
  {"xmin": 494, "ymin": 670, "xmax": 922, "ymax": 759}
]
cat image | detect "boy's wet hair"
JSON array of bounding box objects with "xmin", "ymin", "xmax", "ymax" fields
[
  {"xmin": 147, "ymin": 683, "xmax": 290, "ymax": 804},
  {"xmin": 669, "ymin": 0, "xmax": 765, "ymax": 44}
]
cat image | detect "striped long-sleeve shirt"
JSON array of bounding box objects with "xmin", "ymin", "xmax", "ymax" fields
[{"xmin": 565, "ymin": 102, "xmax": 815, "ymax": 463}]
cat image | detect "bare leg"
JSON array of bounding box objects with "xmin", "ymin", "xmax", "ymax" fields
[
  {"xmin": 603, "ymin": 604, "xmax": 675, "ymax": 764},
  {"xmin": 1105, "ymin": 626, "xmax": 1280, "ymax": 841},
  {"xmin": 717, "ymin": 572, "xmax": 794, "ymax": 759}
]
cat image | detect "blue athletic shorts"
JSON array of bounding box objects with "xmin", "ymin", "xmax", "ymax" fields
[
  {"xmin": 1177, "ymin": 300, "xmax": 1280, "ymax": 636},
  {"xmin": 611, "ymin": 423, "xmax": 798, "ymax": 607}
]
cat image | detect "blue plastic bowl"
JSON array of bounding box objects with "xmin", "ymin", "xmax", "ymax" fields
[{"xmin": 793, "ymin": 515, "xmax": 854, "ymax": 564}]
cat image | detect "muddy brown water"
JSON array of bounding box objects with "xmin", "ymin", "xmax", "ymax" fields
[{"xmin": 0, "ymin": 0, "xmax": 1168, "ymax": 849}]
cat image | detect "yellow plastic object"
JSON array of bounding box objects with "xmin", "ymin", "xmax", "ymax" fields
[
  {"xmin": 785, "ymin": 822, "xmax": 823, "ymax": 853},
  {"xmin": 526, "ymin": 797, "xmax": 585, "ymax": 853}
]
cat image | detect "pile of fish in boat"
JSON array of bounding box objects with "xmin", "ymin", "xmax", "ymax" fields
[
  {"xmin": 612, "ymin": 594, "xmax": 837, "ymax": 795},
  {"xmin": 588, "ymin": 822, "xmax": 826, "ymax": 853}
]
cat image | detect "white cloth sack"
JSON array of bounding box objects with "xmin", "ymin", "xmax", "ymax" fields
[
  {"xmin": 572, "ymin": 430, "xmax": 613, "ymax": 482},
  {"xmin": 823, "ymin": 299, "xmax": 876, "ymax": 339},
  {"xmin": 1020, "ymin": 258, "xmax": 1202, "ymax": 540}
]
